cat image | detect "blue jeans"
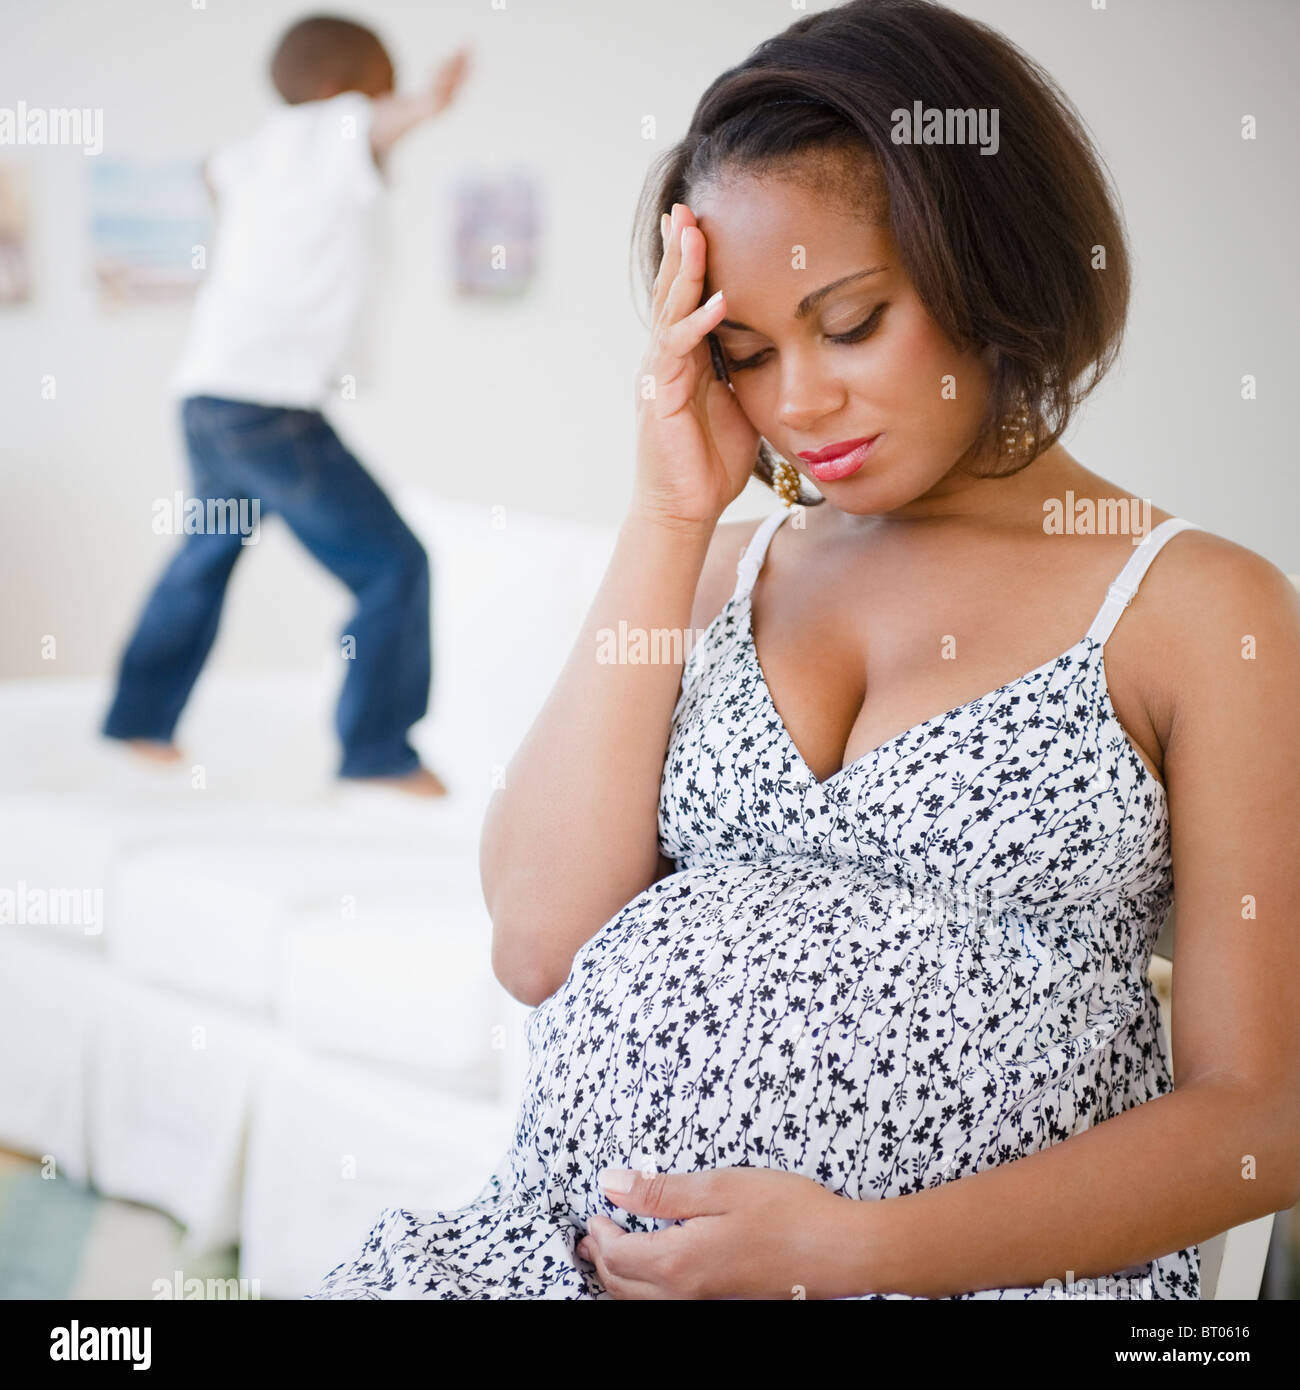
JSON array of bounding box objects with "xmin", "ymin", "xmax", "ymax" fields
[{"xmin": 103, "ymin": 395, "xmax": 431, "ymax": 778}]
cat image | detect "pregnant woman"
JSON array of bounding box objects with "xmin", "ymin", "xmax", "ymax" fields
[{"xmin": 310, "ymin": 0, "xmax": 1300, "ymax": 1299}]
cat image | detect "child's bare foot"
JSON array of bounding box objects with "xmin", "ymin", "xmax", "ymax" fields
[
  {"xmin": 122, "ymin": 739, "xmax": 184, "ymax": 764},
  {"xmin": 351, "ymin": 766, "xmax": 449, "ymax": 798}
]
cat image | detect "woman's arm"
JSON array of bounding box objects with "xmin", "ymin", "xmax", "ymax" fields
[
  {"xmin": 480, "ymin": 511, "xmax": 707, "ymax": 1005},
  {"xmin": 480, "ymin": 202, "xmax": 760, "ymax": 1007},
  {"xmin": 480, "ymin": 515, "xmax": 757, "ymax": 1006},
  {"xmin": 849, "ymin": 539, "xmax": 1300, "ymax": 1296}
]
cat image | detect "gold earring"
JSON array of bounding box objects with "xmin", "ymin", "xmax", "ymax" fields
[
  {"xmin": 771, "ymin": 457, "xmax": 802, "ymax": 509},
  {"xmin": 999, "ymin": 400, "xmax": 1037, "ymax": 464}
]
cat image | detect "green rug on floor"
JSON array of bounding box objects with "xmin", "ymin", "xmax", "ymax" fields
[{"xmin": 0, "ymin": 1154, "xmax": 242, "ymax": 1299}]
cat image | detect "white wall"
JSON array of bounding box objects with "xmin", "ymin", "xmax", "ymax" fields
[{"xmin": 2, "ymin": 0, "xmax": 1296, "ymax": 681}]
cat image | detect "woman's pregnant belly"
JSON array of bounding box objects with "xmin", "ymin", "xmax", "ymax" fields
[{"xmin": 500, "ymin": 858, "xmax": 1161, "ymax": 1236}]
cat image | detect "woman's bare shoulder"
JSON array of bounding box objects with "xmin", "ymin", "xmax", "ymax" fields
[
  {"xmin": 688, "ymin": 515, "xmax": 769, "ymax": 635},
  {"xmin": 1140, "ymin": 520, "xmax": 1295, "ymax": 625},
  {"xmin": 1139, "ymin": 521, "xmax": 1300, "ymax": 724}
]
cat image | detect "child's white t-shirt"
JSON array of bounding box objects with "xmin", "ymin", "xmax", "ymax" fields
[{"xmin": 171, "ymin": 91, "xmax": 385, "ymax": 410}]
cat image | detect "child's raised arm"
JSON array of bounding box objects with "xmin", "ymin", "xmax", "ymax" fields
[{"xmin": 369, "ymin": 45, "xmax": 470, "ymax": 164}]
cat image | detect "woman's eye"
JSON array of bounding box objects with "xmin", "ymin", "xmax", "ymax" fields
[
  {"xmin": 828, "ymin": 302, "xmax": 887, "ymax": 345},
  {"xmin": 722, "ymin": 348, "xmax": 769, "ymax": 373},
  {"xmin": 722, "ymin": 304, "xmax": 887, "ymax": 374}
]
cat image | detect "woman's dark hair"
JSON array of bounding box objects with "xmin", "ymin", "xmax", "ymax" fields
[
  {"xmin": 270, "ymin": 14, "xmax": 390, "ymax": 104},
  {"xmin": 632, "ymin": 0, "xmax": 1131, "ymax": 506}
]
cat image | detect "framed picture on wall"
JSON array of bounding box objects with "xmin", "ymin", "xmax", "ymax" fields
[
  {"xmin": 87, "ymin": 158, "xmax": 210, "ymax": 305},
  {"xmin": 452, "ymin": 168, "xmax": 538, "ymax": 298},
  {"xmin": 0, "ymin": 163, "xmax": 29, "ymax": 305}
]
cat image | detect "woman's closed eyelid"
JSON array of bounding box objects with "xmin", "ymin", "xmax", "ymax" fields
[
  {"xmin": 720, "ymin": 302, "xmax": 887, "ymax": 371},
  {"xmin": 827, "ymin": 301, "xmax": 887, "ymax": 333}
]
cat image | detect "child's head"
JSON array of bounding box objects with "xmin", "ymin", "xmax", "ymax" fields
[{"xmin": 270, "ymin": 14, "xmax": 395, "ymax": 104}]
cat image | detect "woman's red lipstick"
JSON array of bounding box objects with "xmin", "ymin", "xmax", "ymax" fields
[{"xmin": 796, "ymin": 434, "xmax": 881, "ymax": 482}]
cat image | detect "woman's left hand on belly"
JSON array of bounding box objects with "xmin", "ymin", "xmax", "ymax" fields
[{"xmin": 576, "ymin": 1166, "xmax": 872, "ymax": 1299}]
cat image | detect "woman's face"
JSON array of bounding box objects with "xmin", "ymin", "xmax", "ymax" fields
[{"xmin": 693, "ymin": 165, "xmax": 997, "ymax": 517}]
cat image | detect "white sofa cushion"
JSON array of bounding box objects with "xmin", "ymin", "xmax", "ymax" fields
[
  {"xmin": 398, "ymin": 490, "xmax": 618, "ymax": 800},
  {"xmin": 87, "ymin": 972, "xmax": 275, "ymax": 1253},
  {"xmin": 0, "ymin": 795, "xmax": 119, "ymax": 949},
  {"xmin": 104, "ymin": 816, "xmax": 480, "ymax": 1014},
  {"xmin": 275, "ymin": 872, "xmax": 503, "ymax": 1095},
  {"xmin": 239, "ymin": 1040, "xmax": 516, "ymax": 1297},
  {"xmin": 0, "ymin": 934, "xmax": 101, "ymax": 1184}
]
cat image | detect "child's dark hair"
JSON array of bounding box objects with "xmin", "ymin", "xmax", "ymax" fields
[
  {"xmin": 632, "ymin": 0, "xmax": 1131, "ymax": 504},
  {"xmin": 270, "ymin": 13, "xmax": 391, "ymax": 104}
]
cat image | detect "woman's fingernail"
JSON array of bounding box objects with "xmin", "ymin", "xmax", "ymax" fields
[{"xmin": 598, "ymin": 1167, "xmax": 635, "ymax": 1192}]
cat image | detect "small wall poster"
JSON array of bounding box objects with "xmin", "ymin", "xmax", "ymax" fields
[
  {"xmin": 452, "ymin": 168, "xmax": 538, "ymax": 298},
  {"xmin": 0, "ymin": 164, "xmax": 29, "ymax": 305},
  {"xmin": 88, "ymin": 158, "xmax": 210, "ymax": 305}
]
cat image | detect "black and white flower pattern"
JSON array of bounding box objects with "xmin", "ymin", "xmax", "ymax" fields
[{"xmin": 308, "ymin": 512, "xmax": 1199, "ymax": 1300}]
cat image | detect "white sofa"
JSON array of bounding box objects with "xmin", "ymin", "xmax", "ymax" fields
[
  {"xmin": 1, "ymin": 491, "xmax": 1285, "ymax": 1299},
  {"xmin": 0, "ymin": 490, "xmax": 619, "ymax": 1296}
]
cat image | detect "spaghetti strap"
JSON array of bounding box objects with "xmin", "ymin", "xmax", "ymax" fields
[
  {"xmin": 732, "ymin": 509, "xmax": 790, "ymax": 599},
  {"xmin": 1085, "ymin": 517, "xmax": 1203, "ymax": 646}
]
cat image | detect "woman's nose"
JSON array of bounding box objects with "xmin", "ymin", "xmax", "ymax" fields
[{"xmin": 776, "ymin": 360, "xmax": 848, "ymax": 434}]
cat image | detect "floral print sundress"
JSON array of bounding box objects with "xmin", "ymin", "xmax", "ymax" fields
[{"xmin": 309, "ymin": 510, "xmax": 1203, "ymax": 1300}]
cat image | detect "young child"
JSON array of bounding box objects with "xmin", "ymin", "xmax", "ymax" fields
[{"xmin": 102, "ymin": 16, "xmax": 470, "ymax": 797}]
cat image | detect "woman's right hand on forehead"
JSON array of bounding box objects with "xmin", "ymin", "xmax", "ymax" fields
[{"xmin": 631, "ymin": 203, "xmax": 761, "ymax": 529}]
